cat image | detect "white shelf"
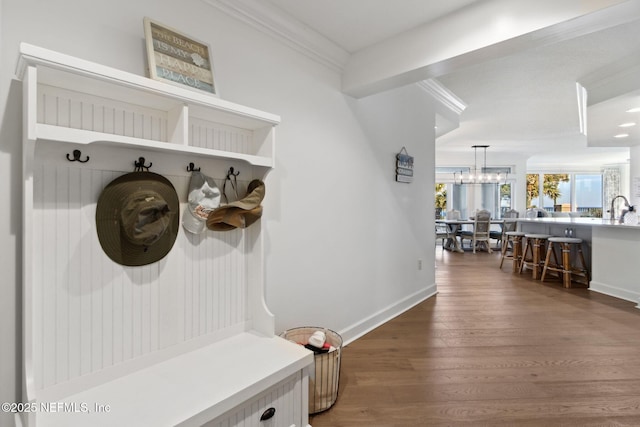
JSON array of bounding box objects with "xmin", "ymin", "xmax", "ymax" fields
[
  {"xmin": 35, "ymin": 124, "xmax": 274, "ymax": 168},
  {"xmin": 16, "ymin": 43, "xmax": 280, "ymax": 126},
  {"xmin": 17, "ymin": 43, "xmax": 279, "ymax": 168}
]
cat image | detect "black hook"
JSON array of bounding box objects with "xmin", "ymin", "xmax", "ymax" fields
[
  {"xmin": 226, "ymin": 167, "xmax": 240, "ymax": 179},
  {"xmin": 66, "ymin": 149, "xmax": 89, "ymax": 163},
  {"xmin": 187, "ymin": 162, "xmax": 201, "ymax": 172},
  {"xmin": 222, "ymin": 167, "xmax": 240, "ymax": 203},
  {"xmin": 134, "ymin": 157, "xmax": 152, "ymax": 172}
]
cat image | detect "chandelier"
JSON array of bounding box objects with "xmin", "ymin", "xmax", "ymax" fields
[{"xmin": 454, "ymin": 145, "xmax": 506, "ymax": 185}]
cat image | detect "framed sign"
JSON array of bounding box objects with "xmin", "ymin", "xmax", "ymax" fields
[
  {"xmin": 143, "ymin": 17, "xmax": 217, "ymax": 95},
  {"xmin": 396, "ymin": 147, "xmax": 414, "ymax": 183}
]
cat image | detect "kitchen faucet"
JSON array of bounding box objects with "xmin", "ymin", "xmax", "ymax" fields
[{"xmin": 610, "ymin": 195, "xmax": 630, "ymax": 221}]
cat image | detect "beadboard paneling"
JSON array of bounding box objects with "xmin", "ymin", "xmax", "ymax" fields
[
  {"xmin": 32, "ymin": 162, "xmax": 248, "ymax": 390},
  {"xmin": 190, "ymin": 117, "xmax": 253, "ymax": 154},
  {"xmin": 38, "ymin": 84, "xmax": 169, "ymax": 142}
]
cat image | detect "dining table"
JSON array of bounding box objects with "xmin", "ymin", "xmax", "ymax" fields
[{"xmin": 435, "ymin": 218, "xmax": 505, "ymax": 253}]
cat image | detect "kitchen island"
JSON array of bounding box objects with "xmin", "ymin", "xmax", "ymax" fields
[{"xmin": 517, "ymin": 217, "xmax": 640, "ymax": 308}]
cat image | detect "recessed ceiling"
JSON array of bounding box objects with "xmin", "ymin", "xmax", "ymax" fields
[
  {"xmin": 435, "ymin": 18, "xmax": 640, "ymax": 167},
  {"xmin": 262, "ymin": 0, "xmax": 640, "ymax": 169},
  {"xmin": 588, "ymin": 90, "xmax": 640, "ymax": 148}
]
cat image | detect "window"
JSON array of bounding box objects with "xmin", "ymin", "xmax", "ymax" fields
[
  {"xmin": 526, "ymin": 172, "xmax": 603, "ymax": 217},
  {"xmin": 542, "ymin": 174, "xmax": 570, "ymax": 212},
  {"xmin": 500, "ymin": 183, "xmax": 512, "ymax": 217},
  {"xmin": 436, "ymin": 167, "xmax": 514, "ymax": 219},
  {"xmin": 451, "ymin": 183, "xmax": 469, "ymax": 219},
  {"xmin": 575, "ymin": 174, "xmax": 603, "ymax": 217}
]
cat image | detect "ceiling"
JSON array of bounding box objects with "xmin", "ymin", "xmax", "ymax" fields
[
  {"xmin": 436, "ymin": 18, "xmax": 640, "ymax": 168},
  {"xmin": 264, "ymin": 0, "xmax": 485, "ymax": 53},
  {"xmin": 264, "ymin": 0, "xmax": 640, "ymax": 169}
]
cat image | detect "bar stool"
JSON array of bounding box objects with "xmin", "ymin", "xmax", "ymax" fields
[
  {"xmin": 519, "ymin": 234, "xmax": 553, "ymax": 279},
  {"xmin": 541, "ymin": 237, "xmax": 590, "ymax": 288},
  {"xmin": 500, "ymin": 231, "xmax": 526, "ymax": 272}
]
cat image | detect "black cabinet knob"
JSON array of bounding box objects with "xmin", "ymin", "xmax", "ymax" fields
[{"xmin": 260, "ymin": 407, "xmax": 276, "ymax": 421}]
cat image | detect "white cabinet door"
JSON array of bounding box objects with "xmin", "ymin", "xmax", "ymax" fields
[{"xmin": 205, "ymin": 372, "xmax": 303, "ymax": 427}]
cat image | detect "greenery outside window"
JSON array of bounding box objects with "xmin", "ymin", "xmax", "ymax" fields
[
  {"xmin": 435, "ymin": 183, "xmax": 446, "ymax": 218},
  {"xmin": 526, "ymin": 172, "xmax": 602, "ymax": 217},
  {"xmin": 526, "ymin": 174, "xmax": 540, "ymax": 208},
  {"xmin": 543, "ymin": 174, "xmax": 570, "ymax": 211},
  {"xmin": 500, "ymin": 183, "xmax": 512, "ymax": 217}
]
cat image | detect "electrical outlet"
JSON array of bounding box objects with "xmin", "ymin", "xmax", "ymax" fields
[{"xmin": 418, "ymin": 259, "xmax": 423, "ymax": 270}]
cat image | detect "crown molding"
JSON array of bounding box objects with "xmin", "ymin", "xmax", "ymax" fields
[
  {"xmin": 525, "ymin": 0, "xmax": 640, "ymax": 49},
  {"xmin": 417, "ymin": 79, "xmax": 467, "ymax": 116},
  {"xmin": 576, "ymin": 82, "xmax": 587, "ymax": 136},
  {"xmin": 202, "ymin": 0, "xmax": 349, "ymax": 73},
  {"xmin": 579, "ymin": 54, "xmax": 640, "ymax": 106}
]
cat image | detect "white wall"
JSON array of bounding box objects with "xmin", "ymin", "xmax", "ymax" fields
[
  {"xmin": 620, "ymin": 161, "xmax": 631, "ymax": 204},
  {"xmin": 0, "ymin": 0, "xmax": 437, "ymax": 421},
  {"xmin": 266, "ymin": 84, "xmax": 437, "ymax": 340},
  {"xmin": 0, "ymin": 0, "xmax": 21, "ymax": 424},
  {"xmin": 629, "ymin": 146, "xmax": 640, "ymax": 207}
]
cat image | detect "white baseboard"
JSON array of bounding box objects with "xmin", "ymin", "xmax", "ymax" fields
[
  {"xmin": 589, "ymin": 280, "xmax": 640, "ymax": 308},
  {"xmin": 338, "ymin": 284, "xmax": 437, "ymax": 346}
]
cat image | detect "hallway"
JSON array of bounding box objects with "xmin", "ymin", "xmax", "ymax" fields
[{"xmin": 311, "ymin": 249, "xmax": 640, "ymax": 426}]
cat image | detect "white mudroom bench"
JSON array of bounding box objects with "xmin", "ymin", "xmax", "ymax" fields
[{"xmin": 16, "ymin": 43, "xmax": 313, "ymax": 427}]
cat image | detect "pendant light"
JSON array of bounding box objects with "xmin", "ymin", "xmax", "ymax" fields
[{"xmin": 454, "ymin": 145, "xmax": 505, "ymax": 184}]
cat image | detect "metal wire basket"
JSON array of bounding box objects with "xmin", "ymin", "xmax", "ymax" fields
[{"xmin": 280, "ymin": 327, "xmax": 343, "ymax": 414}]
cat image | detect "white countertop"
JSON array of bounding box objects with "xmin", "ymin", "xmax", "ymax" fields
[
  {"xmin": 517, "ymin": 217, "xmax": 640, "ymax": 229},
  {"xmin": 517, "ymin": 216, "xmax": 640, "ymax": 308}
]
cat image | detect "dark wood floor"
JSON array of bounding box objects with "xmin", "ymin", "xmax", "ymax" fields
[{"xmin": 310, "ymin": 247, "xmax": 640, "ymax": 426}]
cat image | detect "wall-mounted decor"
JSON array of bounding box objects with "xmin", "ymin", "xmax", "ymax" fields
[
  {"xmin": 396, "ymin": 147, "xmax": 414, "ymax": 183},
  {"xmin": 143, "ymin": 17, "xmax": 217, "ymax": 95}
]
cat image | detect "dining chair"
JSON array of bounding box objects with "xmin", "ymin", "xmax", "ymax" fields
[
  {"xmin": 504, "ymin": 209, "xmax": 519, "ymax": 218},
  {"xmin": 460, "ymin": 209, "xmax": 492, "ymax": 253},
  {"xmin": 447, "ymin": 209, "xmax": 461, "ymax": 220},
  {"xmin": 490, "ymin": 210, "xmax": 518, "ymax": 246},
  {"xmin": 435, "ymin": 223, "xmax": 447, "ymax": 248},
  {"xmin": 491, "ymin": 218, "xmax": 518, "ymax": 248},
  {"xmin": 525, "ymin": 208, "xmax": 548, "ymax": 218}
]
